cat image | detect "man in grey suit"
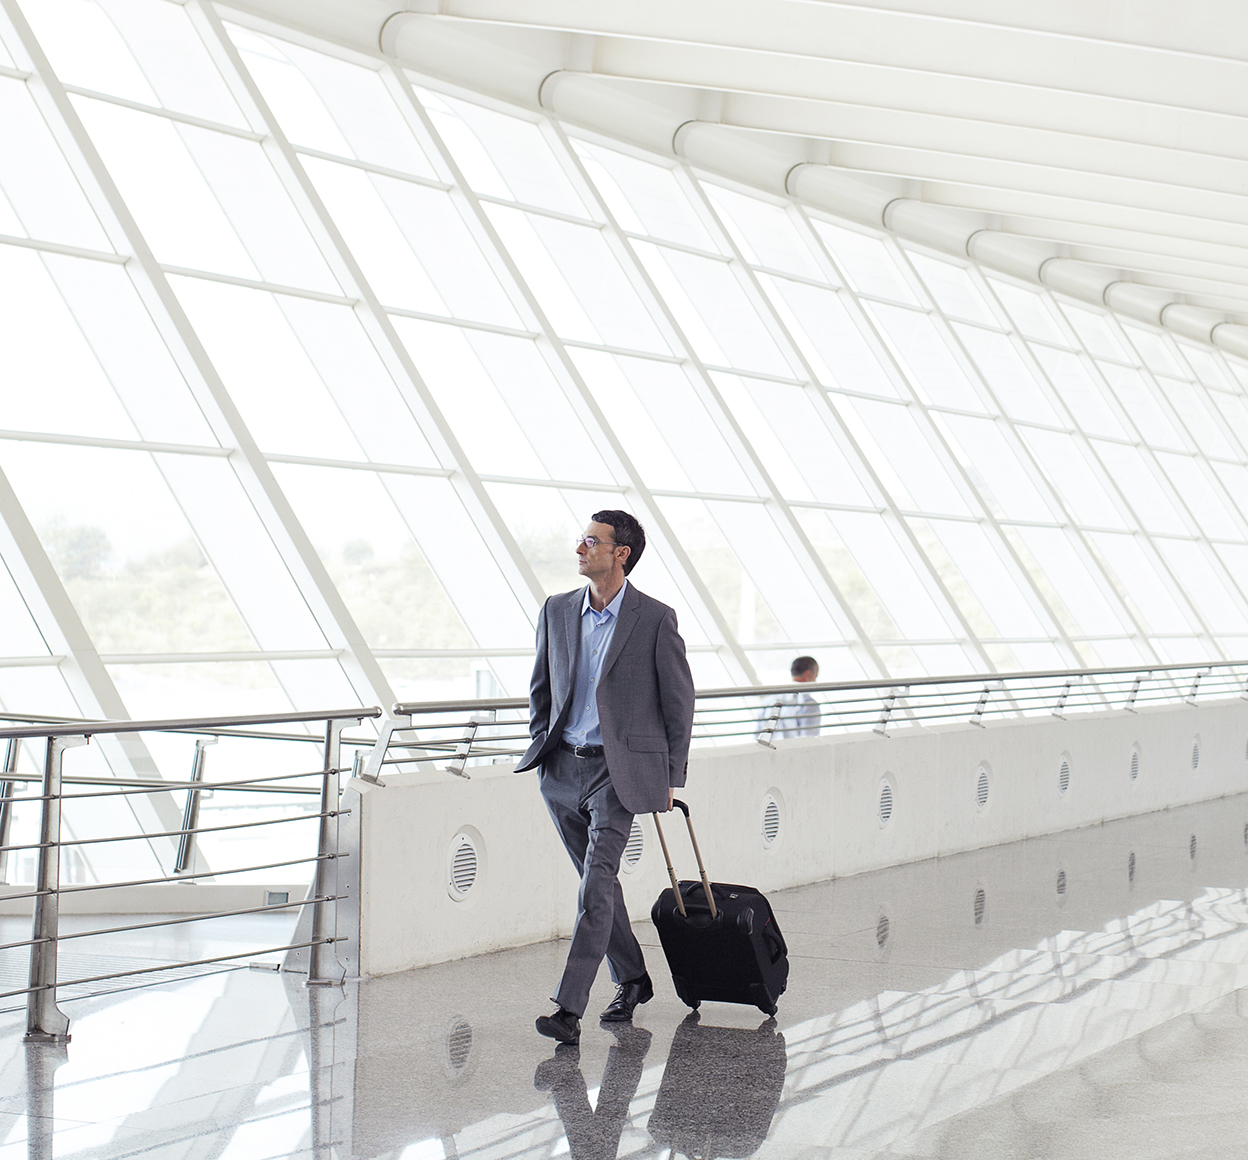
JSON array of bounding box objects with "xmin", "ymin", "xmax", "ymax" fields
[{"xmin": 517, "ymin": 510, "xmax": 695, "ymax": 1046}]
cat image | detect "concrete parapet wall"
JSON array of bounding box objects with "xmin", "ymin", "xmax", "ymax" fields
[{"xmin": 352, "ymin": 700, "xmax": 1248, "ymax": 976}]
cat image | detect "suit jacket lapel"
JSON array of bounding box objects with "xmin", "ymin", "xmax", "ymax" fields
[
  {"xmin": 601, "ymin": 583, "xmax": 640, "ymax": 681},
  {"xmin": 550, "ymin": 588, "xmax": 583, "ymax": 724}
]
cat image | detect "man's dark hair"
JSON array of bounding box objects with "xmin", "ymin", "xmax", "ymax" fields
[
  {"xmin": 791, "ymin": 655, "xmax": 818, "ymax": 679},
  {"xmin": 591, "ymin": 510, "xmax": 645, "ymax": 575}
]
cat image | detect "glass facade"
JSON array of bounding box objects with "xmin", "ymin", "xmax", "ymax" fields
[{"xmin": 3, "ymin": 0, "xmax": 1248, "ymax": 725}]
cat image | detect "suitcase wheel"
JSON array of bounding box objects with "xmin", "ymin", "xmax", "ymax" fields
[
  {"xmin": 672, "ymin": 977, "xmax": 701, "ymax": 1010},
  {"xmin": 748, "ymin": 983, "xmax": 778, "ymax": 1016}
]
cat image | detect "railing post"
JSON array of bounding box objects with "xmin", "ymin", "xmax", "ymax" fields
[
  {"xmin": 1052, "ymin": 679, "xmax": 1075, "ymax": 720},
  {"xmin": 970, "ymin": 684, "xmax": 991, "ymax": 728},
  {"xmin": 445, "ymin": 711, "xmax": 494, "ymax": 779},
  {"xmin": 756, "ymin": 700, "xmax": 782, "ymax": 749},
  {"xmin": 1185, "ymin": 668, "xmax": 1208, "ymax": 705},
  {"xmin": 25, "ymin": 734, "xmax": 87, "ymax": 1044},
  {"xmin": 0, "ymin": 739, "xmax": 19, "ymax": 886},
  {"xmin": 173, "ymin": 737, "xmax": 216, "ymax": 878},
  {"xmin": 308, "ymin": 718, "xmax": 350, "ymax": 987},
  {"xmin": 1124, "ymin": 673, "xmax": 1144, "ymax": 713},
  {"xmin": 874, "ymin": 688, "xmax": 905, "ymax": 736}
]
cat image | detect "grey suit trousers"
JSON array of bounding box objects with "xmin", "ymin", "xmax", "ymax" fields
[{"xmin": 540, "ymin": 745, "xmax": 646, "ymax": 1017}]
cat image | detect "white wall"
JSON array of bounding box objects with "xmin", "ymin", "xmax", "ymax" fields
[{"xmin": 351, "ymin": 699, "xmax": 1248, "ymax": 976}]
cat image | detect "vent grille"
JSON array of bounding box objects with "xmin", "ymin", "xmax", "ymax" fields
[
  {"xmin": 1130, "ymin": 749, "xmax": 1140, "ymax": 782},
  {"xmin": 1128, "ymin": 851, "xmax": 1136, "ymax": 884},
  {"xmin": 1192, "ymin": 740, "xmax": 1201, "ymax": 771},
  {"xmin": 1056, "ymin": 869, "xmax": 1067, "ymax": 897},
  {"xmin": 1058, "ymin": 758, "xmax": 1071, "ymax": 796},
  {"xmin": 1190, "ymin": 834, "xmax": 1198, "ymax": 861},
  {"xmin": 973, "ymin": 887, "xmax": 986, "ymax": 925},
  {"xmin": 623, "ymin": 820, "xmax": 644, "ymax": 871},
  {"xmin": 762, "ymin": 797, "xmax": 781, "ymax": 848},
  {"xmin": 447, "ymin": 1020, "xmax": 473, "ymax": 1070},
  {"xmin": 975, "ymin": 766, "xmax": 989, "ymax": 811},
  {"xmin": 449, "ymin": 835, "xmax": 478, "ymax": 899},
  {"xmin": 878, "ymin": 779, "xmax": 894, "ymax": 826},
  {"xmin": 876, "ymin": 914, "xmax": 890, "ymax": 948}
]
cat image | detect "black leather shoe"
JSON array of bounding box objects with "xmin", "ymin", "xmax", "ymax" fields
[
  {"xmin": 535, "ymin": 1008, "xmax": 581, "ymax": 1044},
  {"xmin": 599, "ymin": 973, "xmax": 654, "ymax": 1022}
]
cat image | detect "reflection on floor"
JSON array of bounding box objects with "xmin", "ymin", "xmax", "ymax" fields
[{"xmin": 6, "ymin": 793, "xmax": 1248, "ymax": 1158}]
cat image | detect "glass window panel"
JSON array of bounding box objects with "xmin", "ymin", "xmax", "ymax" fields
[
  {"xmin": 840, "ymin": 399, "xmax": 970, "ymax": 515},
  {"xmin": 269, "ymin": 464, "xmax": 473, "ymax": 651},
  {"xmin": 870, "ymin": 306, "xmax": 983, "ymax": 410},
  {"xmin": 1121, "ymin": 323, "xmax": 1182, "ymax": 376},
  {"xmin": 380, "ymin": 474, "xmax": 534, "ymax": 648},
  {"xmin": 0, "ymin": 246, "xmax": 139, "ymax": 440},
  {"xmin": 572, "ymin": 141, "xmax": 715, "ymax": 250},
  {"xmin": 109, "ymin": 660, "xmax": 291, "ymax": 718},
  {"xmin": 1019, "ymin": 429, "xmax": 1127, "ymax": 528},
  {"xmin": 1151, "ymin": 637, "xmax": 1216, "ymax": 663},
  {"xmin": 1089, "ymin": 442, "xmax": 1188, "ymax": 535},
  {"xmin": 704, "ymin": 185, "xmax": 825, "ymax": 280},
  {"xmin": 1153, "ymin": 538, "xmax": 1248, "ymax": 633},
  {"xmin": 574, "ymin": 350, "xmax": 752, "ymax": 494},
  {"xmin": 909, "ymin": 644, "xmax": 978, "ymax": 676},
  {"xmin": 75, "ymin": 98, "xmax": 340, "ymax": 291},
  {"xmin": 933, "ymin": 414, "xmax": 1052, "ymax": 521},
  {"xmin": 1212, "ymin": 462, "xmax": 1248, "ymax": 517},
  {"xmin": 0, "ymin": 443, "xmax": 258, "ymax": 654},
  {"xmin": 488, "ymin": 207, "xmax": 669, "ymax": 352},
  {"xmin": 265, "ymin": 295, "xmax": 438, "ymax": 469},
  {"xmin": 568, "ymin": 349, "xmax": 691, "ymax": 492},
  {"xmin": 660, "ymin": 497, "xmax": 841, "ymax": 644},
  {"xmin": 1209, "ymin": 392, "xmax": 1248, "ymax": 456},
  {"xmin": 0, "ymin": 667, "xmax": 82, "ymax": 717},
  {"xmin": 821, "ymin": 511, "xmax": 955, "ymax": 640},
  {"xmin": 0, "ymin": 188, "xmax": 22, "ymax": 235},
  {"xmin": 1214, "ymin": 544, "xmax": 1248, "ymax": 606},
  {"xmin": 1096, "ymin": 362, "xmax": 1185, "ymax": 449},
  {"xmin": 986, "ymin": 279, "xmax": 1069, "ymax": 345},
  {"xmin": 793, "ymin": 509, "xmax": 899, "ymax": 639},
  {"xmin": 0, "ymin": 79, "xmax": 112, "ymax": 249},
  {"xmin": 633, "ymin": 243, "xmax": 791, "ymax": 375},
  {"xmin": 1086, "ymin": 533, "xmax": 1193, "ymax": 634},
  {"xmin": 955, "ymin": 327, "xmax": 1061, "ymax": 425},
  {"xmin": 32, "ymin": 0, "xmax": 247, "ymax": 125},
  {"xmin": 1009, "ymin": 526, "xmax": 1128, "ymax": 635},
  {"xmin": 1155, "ymin": 377, "xmax": 1236, "ymax": 458},
  {"xmin": 1059, "ymin": 303, "xmax": 1129, "ymax": 361},
  {"xmin": 905, "ymin": 251, "xmax": 996, "ymax": 324},
  {"xmin": 1029, "ymin": 347, "xmax": 1126, "ymax": 438},
  {"xmin": 914, "ymin": 518, "xmax": 1048, "ymax": 638},
  {"xmin": 303, "ymin": 157, "xmax": 519, "ymax": 326},
  {"xmin": 813, "ymin": 220, "xmax": 918, "ymax": 304},
  {"xmin": 0, "ymin": 556, "xmax": 51, "ymax": 657},
  {"xmin": 171, "ymin": 277, "xmax": 366, "ymax": 461},
  {"xmin": 1155, "ymin": 452, "xmax": 1241, "ymax": 540},
  {"xmin": 712, "ymin": 373, "xmax": 872, "ymax": 506},
  {"xmin": 1227, "ymin": 358, "xmax": 1248, "ymax": 393},
  {"xmin": 421, "ymin": 89, "xmax": 585, "ymax": 216},
  {"xmin": 758, "ymin": 277, "xmax": 900, "ymax": 397},
  {"xmin": 229, "ymin": 28, "xmax": 436, "ymax": 178},
  {"xmin": 1177, "ymin": 342, "xmax": 1233, "ymax": 391}
]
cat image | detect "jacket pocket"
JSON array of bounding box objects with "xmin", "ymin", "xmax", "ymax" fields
[{"xmin": 627, "ymin": 735, "xmax": 668, "ymax": 753}]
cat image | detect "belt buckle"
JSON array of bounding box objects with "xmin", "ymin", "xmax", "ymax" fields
[{"xmin": 574, "ymin": 744, "xmax": 589, "ymax": 758}]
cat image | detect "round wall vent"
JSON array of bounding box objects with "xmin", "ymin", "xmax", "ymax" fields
[
  {"xmin": 1056, "ymin": 868, "xmax": 1067, "ymax": 897},
  {"xmin": 1190, "ymin": 834, "xmax": 1198, "ymax": 862},
  {"xmin": 973, "ymin": 887, "xmax": 986, "ymax": 925},
  {"xmin": 1129, "ymin": 748, "xmax": 1140, "ymax": 783},
  {"xmin": 622, "ymin": 819, "xmax": 645, "ymax": 872},
  {"xmin": 876, "ymin": 913, "xmax": 890, "ymax": 947},
  {"xmin": 878, "ymin": 778, "xmax": 894, "ymax": 827},
  {"xmin": 447, "ymin": 832, "xmax": 480, "ymax": 901},
  {"xmin": 1058, "ymin": 757, "xmax": 1071, "ymax": 796},
  {"xmin": 1192, "ymin": 739, "xmax": 1201, "ymax": 771},
  {"xmin": 1128, "ymin": 851, "xmax": 1136, "ymax": 884},
  {"xmin": 446, "ymin": 1019, "xmax": 473, "ymax": 1070},
  {"xmin": 975, "ymin": 765, "xmax": 990, "ymax": 812},
  {"xmin": 762, "ymin": 796, "xmax": 781, "ymax": 849}
]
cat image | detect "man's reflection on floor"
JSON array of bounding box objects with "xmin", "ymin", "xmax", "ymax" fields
[
  {"xmin": 534, "ymin": 1024, "xmax": 652, "ymax": 1160},
  {"xmin": 535, "ymin": 1012, "xmax": 787, "ymax": 1160}
]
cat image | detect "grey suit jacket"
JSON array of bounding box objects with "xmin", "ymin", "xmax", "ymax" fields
[{"xmin": 516, "ymin": 583, "xmax": 695, "ymax": 815}]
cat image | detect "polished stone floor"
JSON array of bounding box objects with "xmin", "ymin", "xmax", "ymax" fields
[{"xmin": 7, "ymin": 794, "xmax": 1248, "ymax": 1157}]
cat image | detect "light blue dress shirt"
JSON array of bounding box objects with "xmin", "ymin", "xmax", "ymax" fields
[{"xmin": 561, "ymin": 580, "xmax": 628, "ymax": 747}]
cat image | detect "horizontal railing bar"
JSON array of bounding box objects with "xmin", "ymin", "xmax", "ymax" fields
[
  {"xmin": 0, "ymin": 705, "xmax": 381, "ymax": 741},
  {"xmin": 61, "ymin": 767, "xmax": 344, "ymax": 791},
  {"xmin": 0, "ymin": 808, "xmax": 348, "ymax": 855},
  {"xmin": 0, "ymin": 854, "xmax": 335, "ymax": 903},
  {"xmin": 58, "ymin": 895, "xmax": 340, "ymax": 943}
]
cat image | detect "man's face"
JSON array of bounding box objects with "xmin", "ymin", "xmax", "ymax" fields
[{"xmin": 576, "ymin": 521, "xmax": 625, "ymax": 581}]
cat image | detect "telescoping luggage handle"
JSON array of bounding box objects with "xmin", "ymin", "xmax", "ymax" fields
[{"xmin": 652, "ymin": 799, "xmax": 718, "ymax": 920}]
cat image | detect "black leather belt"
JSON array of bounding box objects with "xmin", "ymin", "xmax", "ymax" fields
[{"xmin": 560, "ymin": 740, "xmax": 605, "ymax": 758}]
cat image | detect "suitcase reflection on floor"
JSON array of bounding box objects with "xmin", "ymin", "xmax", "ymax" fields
[
  {"xmin": 649, "ymin": 1012, "xmax": 788, "ymax": 1159},
  {"xmin": 535, "ymin": 1011, "xmax": 787, "ymax": 1160}
]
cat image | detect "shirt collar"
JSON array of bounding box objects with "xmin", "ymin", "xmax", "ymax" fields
[{"xmin": 581, "ymin": 578, "xmax": 628, "ymax": 620}]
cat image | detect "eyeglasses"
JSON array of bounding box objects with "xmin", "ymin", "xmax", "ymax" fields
[{"xmin": 575, "ymin": 536, "xmax": 618, "ymax": 550}]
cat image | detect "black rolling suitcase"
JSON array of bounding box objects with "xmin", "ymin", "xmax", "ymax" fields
[{"xmin": 650, "ymin": 800, "xmax": 789, "ymax": 1016}]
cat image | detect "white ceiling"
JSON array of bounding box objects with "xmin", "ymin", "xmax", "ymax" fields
[{"xmin": 233, "ymin": 0, "xmax": 1248, "ymax": 353}]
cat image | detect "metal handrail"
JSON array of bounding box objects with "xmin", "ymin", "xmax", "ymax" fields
[{"xmin": 0, "ymin": 705, "xmax": 381, "ymax": 741}]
